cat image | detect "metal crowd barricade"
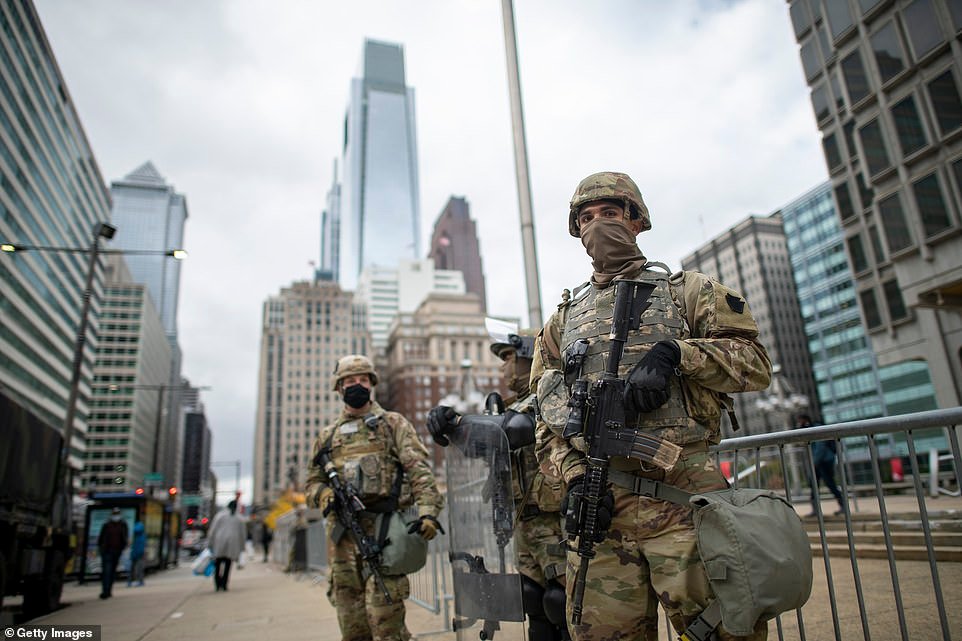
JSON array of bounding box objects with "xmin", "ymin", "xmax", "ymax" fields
[{"xmin": 710, "ymin": 407, "xmax": 962, "ymax": 641}]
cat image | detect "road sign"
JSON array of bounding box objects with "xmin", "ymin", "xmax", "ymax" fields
[
  {"xmin": 180, "ymin": 494, "xmax": 204, "ymax": 506},
  {"xmin": 144, "ymin": 472, "xmax": 164, "ymax": 484}
]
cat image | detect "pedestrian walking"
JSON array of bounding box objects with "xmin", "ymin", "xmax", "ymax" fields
[
  {"xmin": 207, "ymin": 499, "xmax": 246, "ymax": 591},
  {"xmin": 531, "ymin": 172, "xmax": 773, "ymax": 640},
  {"xmin": 306, "ymin": 354, "xmax": 444, "ymax": 641},
  {"xmin": 799, "ymin": 414, "xmax": 846, "ymax": 517},
  {"xmin": 127, "ymin": 520, "xmax": 146, "ymax": 587},
  {"xmin": 97, "ymin": 507, "xmax": 128, "ymax": 599},
  {"xmin": 261, "ymin": 522, "xmax": 273, "ymax": 563}
]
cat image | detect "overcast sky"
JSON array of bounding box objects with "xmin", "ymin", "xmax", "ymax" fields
[{"xmin": 34, "ymin": 0, "xmax": 828, "ymax": 502}]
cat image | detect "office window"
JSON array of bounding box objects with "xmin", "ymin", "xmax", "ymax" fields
[
  {"xmin": 912, "ymin": 173, "xmax": 953, "ymax": 237},
  {"xmin": 847, "ymin": 234, "xmax": 869, "ymax": 272},
  {"xmin": 790, "ymin": 0, "xmax": 813, "ymax": 38},
  {"xmin": 823, "ymin": 134, "xmax": 843, "ymax": 171},
  {"xmin": 859, "ymin": 289, "xmax": 883, "ymax": 329},
  {"xmin": 801, "ymin": 38, "xmax": 821, "ymax": 80},
  {"xmin": 859, "ymin": 0, "xmax": 884, "ymax": 12},
  {"xmin": 882, "ymin": 279, "xmax": 908, "ymax": 321},
  {"xmin": 830, "ymin": 71, "xmax": 845, "ymax": 112},
  {"xmin": 950, "ymin": 0, "xmax": 962, "ymax": 31},
  {"xmin": 826, "ymin": 0, "xmax": 855, "ymax": 39},
  {"xmin": 891, "ymin": 95, "xmax": 927, "ymax": 156},
  {"xmin": 871, "ymin": 22, "xmax": 906, "ymax": 83},
  {"xmin": 856, "ymin": 173, "xmax": 874, "ymax": 210},
  {"xmin": 843, "ymin": 120, "xmax": 857, "ymax": 159},
  {"xmin": 903, "ymin": 0, "xmax": 943, "ymax": 58},
  {"xmin": 812, "ymin": 83, "xmax": 830, "ymax": 122},
  {"xmin": 859, "ymin": 119, "xmax": 891, "ymax": 175},
  {"xmin": 841, "ymin": 51, "xmax": 872, "ymax": 104},
  {"xmin": 928, "ymin": 71, "xmax": 962, "ymax": 136},
  {"xmin": 835, "ymin": 182, "xmax": 856, "ymax": 221},
  {"xmin": 868, "ymin": 224, "xmax": 886, "ymax": 263},
  {"xmin": 878, "ymin": 192, "xmax": 914, "ymax": 252}
]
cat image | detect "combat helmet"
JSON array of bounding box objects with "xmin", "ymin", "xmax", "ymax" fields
[
  {"xmin": 489, "ymin": 328, "xmax": 537, "ymax": 360},
  {"xmin": 331, "ymin": 354, "xmax": 379, "ymax": 391},
  {"xmin": 568, "ymin": 171, "xmax": 651, "ymax": 237}
]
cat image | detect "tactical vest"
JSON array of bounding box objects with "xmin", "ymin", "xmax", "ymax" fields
[
  {"xmin": 324, "ymin": 410, "xmax": 413, "ymax": 512},
  {"xmin": 560, "ymin": 263, "xmax": 708, "ymax": 446}
]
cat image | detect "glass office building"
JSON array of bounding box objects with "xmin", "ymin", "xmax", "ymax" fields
[
  {"xmin": 338, "ymin": 39, "xmax": 422, "ymax": 291},
  {"xmin": 0, "ymin": 0, "xmax": 112, "ymax": 467},
  {"xmin": 787, "ymin": 0, "xmax": 962, "ymax": 409},
  {"xmin": 109, "ymin": 161, "xmax": 187, "ymax": 341}
]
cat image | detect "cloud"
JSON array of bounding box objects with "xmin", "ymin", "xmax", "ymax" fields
[{"xmin": 33, "ymin": 0, "xmax": 827, "ymax": 500}]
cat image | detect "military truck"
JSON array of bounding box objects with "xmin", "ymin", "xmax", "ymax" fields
[{"xmin": 0, "ymin": 389, "xmax": 72, "ymax": 616}]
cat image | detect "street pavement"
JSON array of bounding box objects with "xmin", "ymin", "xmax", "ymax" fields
[
  {"xmin": 19, "ymin": 558, "xmax": 455, "ymax": 641},
  {"xmin": 4, "ymin": 492, "xmax": 959, "ymax": 641}
]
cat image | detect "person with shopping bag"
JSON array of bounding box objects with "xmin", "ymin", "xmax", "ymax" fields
[{"xmin": 207, "ymin": 499, "xmax": 246, "ymax": 591}]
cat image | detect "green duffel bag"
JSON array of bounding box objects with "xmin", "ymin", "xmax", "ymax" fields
[
  {"xmin": 691, "ymin": 488, "xmax": 813, "ymax": 636},
  {"xmin": 375, "ymin": 511, "xmax": 428, "ymax": 576}
]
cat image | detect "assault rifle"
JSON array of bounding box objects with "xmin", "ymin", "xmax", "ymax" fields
[
  {"xmin": 316, "ymin": 448, "xmax": 392, "ymax": 603},
  {"xmin": 562, "ymin": 279, "xmax": 683, "ymax": 624}
]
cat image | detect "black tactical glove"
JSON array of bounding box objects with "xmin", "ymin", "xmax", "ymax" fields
[
  {"xmin": 427, "ymin": 406, "xmax": 460, "ymax": 446},
  {"xmin": 624, "ymin": 340, "xmax": 682, "ymax": 414},
  {"xmin": 561, "ymin": 476, "xmax": 614, "ymax": 542},
  {"xmin": 407, "ymin": 515, "xmax": 445, "ymax": 540}
]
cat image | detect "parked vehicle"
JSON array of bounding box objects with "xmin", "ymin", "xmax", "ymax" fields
[{"xmin": 0, "ymin": 389, "xmax": 73, "ymax": 616}]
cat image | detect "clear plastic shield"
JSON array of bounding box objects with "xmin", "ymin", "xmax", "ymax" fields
[{"xmin": 445, "ymin": 419, "xmax": 526, "ymax": 641}]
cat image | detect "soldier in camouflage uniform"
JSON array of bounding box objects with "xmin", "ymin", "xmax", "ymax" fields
[
  {"xmin": 531, "ymin": 172, "xmax": 773, "ymax": 641},
  {"xmin": 306, "ymin": 355, "xmax": 444, "ymax": 641},
  {"xmin": 428, "ymin": 330, "xmax": 570, "ymax": 641}
]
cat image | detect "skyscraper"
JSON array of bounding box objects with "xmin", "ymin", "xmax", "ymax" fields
[
  {"xmin": 109, "ymin": 162, "xmax": 187, "ymax": 341},
  {"xmin": 252, "ymin": 280, "xmax": 370, "ymax": 505},
  {"xmin": 338, "ymin": 39, "xmax": 421, "ymax": 290},
  {"xmin": 319, "ymin": 160, "xmax": 341, "ymax": 282},
  {"xmin": 0, "ymin": 0, "xmax": 113, "ymax": 469},
  {"xmin": 356, "ymin": 258, "xmax": 466, "ymax": 353},
  {"xmin": 787, "ymin": 0, "xmax": 962, "ymax": 408},
  {"xmin": 682, "ymin": 215, "xmax": 818, "ymax": 435},
  {"xmin": 428, "ymin": 196, "xmax": 488, "ymax": 312}
]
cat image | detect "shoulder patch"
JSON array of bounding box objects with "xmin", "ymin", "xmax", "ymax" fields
[{"xmin": 726, "ymin": 293, "xmax": 745, "ymax": 314}]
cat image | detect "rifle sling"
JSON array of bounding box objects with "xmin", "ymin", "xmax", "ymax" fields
[{"xmin": 606, "ymin": 468, "xmax": 693, "ymax": 506}]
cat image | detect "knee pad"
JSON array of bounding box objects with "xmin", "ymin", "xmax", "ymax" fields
[
  {"xmin": 542, "ymin": 579, "xmax": 567, "ymax": 628},
  {"xmin": 521, "ymin": 574, "xmax": 547, "ymax": 619}
]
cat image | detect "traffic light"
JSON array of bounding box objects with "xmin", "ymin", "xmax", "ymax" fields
[
  {"xmin": 201, "ymin": 517, "xmax": 209, "ymax": 525},
  {"xmin": 168, "ymin": 486, "xmax": 178, "ymax": 496},
  {"xmin": 135, "ymin": 487, "xmax": 144, "ymax": 495},
  {"xmin": 186, "ymin": 518, "xmax": 194, "ymax": 526}
]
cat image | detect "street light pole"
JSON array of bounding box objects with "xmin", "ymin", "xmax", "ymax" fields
[{"xmin": 2, "ymin": 226, "xmax": 188, "ymax": 516}]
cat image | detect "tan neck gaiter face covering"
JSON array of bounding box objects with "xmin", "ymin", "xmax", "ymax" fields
[{"xmin": 580, "ymin": 219, "xmax": 647, "ymax": 288}]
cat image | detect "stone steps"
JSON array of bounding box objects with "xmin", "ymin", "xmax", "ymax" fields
[{"xmin": 804, "ymin": 510, "xmax": 962, "ymax": 562}]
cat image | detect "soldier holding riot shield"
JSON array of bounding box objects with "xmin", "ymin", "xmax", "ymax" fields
[{"xmin": 429, "ymin": 325, "xmax": 569, "ymax": 641}]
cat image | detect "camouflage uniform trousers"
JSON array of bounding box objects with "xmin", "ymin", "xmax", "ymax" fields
[
  {"xmin": 326, "ymin": 517, "xmax": 412, "ymax": 641},
  {"xmin": 515, "ymin": 509, "xmax": 566, "ymax": 585},
  {"xmin": 565, "ymin": 444, "xmax": 767, "ymax": 641}
]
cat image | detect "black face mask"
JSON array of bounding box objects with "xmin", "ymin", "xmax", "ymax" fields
[{"xmin": 343, "ymin": 384, "xmax": 371, "ymax": 409}]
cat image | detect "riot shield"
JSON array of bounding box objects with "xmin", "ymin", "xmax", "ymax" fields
[{"xmin": 445, "ymin": 418, "xmax": 526, "ymax": 641}]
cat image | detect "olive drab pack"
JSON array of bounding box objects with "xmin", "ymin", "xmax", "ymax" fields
[{"xmin": 375, "ymin": 510, "xmax": 428, "ymax": 576}]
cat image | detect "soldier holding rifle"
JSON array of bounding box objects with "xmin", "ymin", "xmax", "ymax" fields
[
  {"xmin": 531, "ymin": 172, "xmax": 772, "ymax": 641},
  {"xmin": 306, "ymin": 355, "xmax": 443, "ymax": 641}
]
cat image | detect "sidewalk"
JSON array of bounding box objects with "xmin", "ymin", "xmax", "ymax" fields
[{"xmin": 28, "ymin": 559, "xmax": 455, "ymax": 641}]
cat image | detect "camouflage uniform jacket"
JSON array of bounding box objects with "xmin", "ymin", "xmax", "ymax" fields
[
  {"xmin": 305, "ymin": 401, "xmax": 444, "ymax": 518},
  {"xmin": 508, "ymin": 392, "xmax": 564, "ymax": 515},
  {"xmin": 531, "ymin": 267, "xmax": 772, "ymax": 483}
]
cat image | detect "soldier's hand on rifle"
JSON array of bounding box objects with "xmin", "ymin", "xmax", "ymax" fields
[
  {"xmin": 561, "ymin": 476, "xmax": 614, "ymax": 542},
  {"xmin": 624, "ymin": 340, "xmax": 681, "ymax": 413},
  {"xmin": 408, "ymin": 515, "xmax": 445, "ymax": 541},
  {"xmin": 427, "ymin": 406, "xmax": 460, "ymax": 446}
]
